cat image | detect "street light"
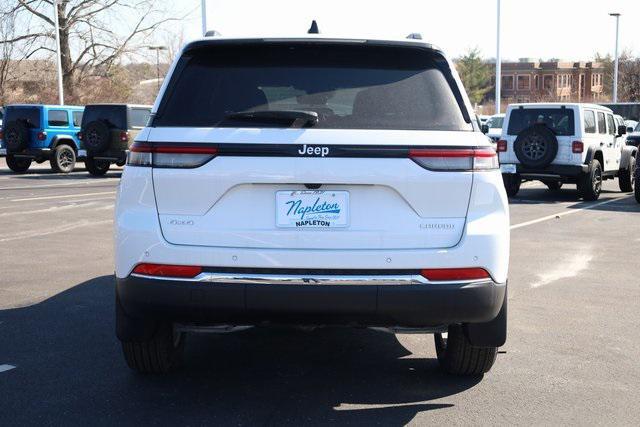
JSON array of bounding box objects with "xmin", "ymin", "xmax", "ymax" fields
[
  {"xmin": 201, "ymin": 0, "xmax": 207, "ymax": 36},
  {"xmin": 148, "ymin": 46, "xmax": 167, "ymax": 91},
  {"xmin": 53, "ymin": 0, "xmax": 64, "ymax": 105},
  {"xmin": 495, "ymin": 0, "xmax": 502, "ymax": 114},
  {"xmin": 609, "ymin": 13, "xmax": 621, "ymax": 103}
]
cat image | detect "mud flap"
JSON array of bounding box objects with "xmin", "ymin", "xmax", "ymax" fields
[{"xmin": 464, "ymin": 284, "xmax": 507, "ymax": 347}]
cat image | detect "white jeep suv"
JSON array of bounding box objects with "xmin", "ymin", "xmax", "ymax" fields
[
  {"xmin": 498, "ymin": 103, "xmax": 637, "ymax": 199},
  {"xmin": 115, "ymin": 36, "xmax": 509, "ymax": 375}
]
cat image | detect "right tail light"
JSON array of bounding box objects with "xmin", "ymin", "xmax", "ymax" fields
[{"xmin": 572, "ymin": 141, "xmax": 584, "ymax": 153}]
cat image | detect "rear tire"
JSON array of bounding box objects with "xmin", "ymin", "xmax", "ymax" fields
[
  {"xmin": 578, "ymin": 159, "xmax": 602, "ymax": 201},
  {"xmin": 619, "ymin": 156, "xmax": 635, "ymax": 193},
  {"xmin": 543, "ymin": 180, "xmax": 563, "ymax": 191},
  {"xmin": 85, "ymin": 157, "xmax": 110, "ymax": 176},
  {"xmin": 50, "ymin": 144, "xmax": 76, "ymax": 173},
  {"xmin": 434, "ymin": 325, "xmax": 498, "ymax": 375},
  {"xmin": 121, "ymin": 323, "xmax": 185, "ymax": 374},
  {"xmin": 502, "ymin": 173, "xmax": 521, "ymax": 197},
  {"xmin": 6, "ymin": 155, "xmax": 32, "ymax": 173}
]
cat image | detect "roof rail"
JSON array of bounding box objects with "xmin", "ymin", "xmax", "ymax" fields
[
  {"xmin": 204, "ymin": 30, "xmax": 222, "ymax": 37},
  {"xmin": 406, "ymin": 33, "xmax": 422, "ymax": 40},
  {"xmin": 308, "ymin": 20, "xmax": 320, "ymax": 34}
]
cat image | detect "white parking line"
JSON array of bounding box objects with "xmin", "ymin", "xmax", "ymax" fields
[
  {"xmin": 510, "ymin": 196, "xmax": 630, "ymax": 230},
  {"xmin": 0, "ymin": 364, "xmax": 16, "ymax": 373},
  {"xmin": 10, "ymin": 191, "xmax": 116, "ymax": 202},
  {"xmin": 0, "ymin": 219, "xmax": 112, "ymax": 242},
  {"xmin": 0, "ymin": 180, "xmax": 117, "ymax": 191},
  {"xmin": 0, "ymin": 201, "xmax": 103, "ymax": 217}
]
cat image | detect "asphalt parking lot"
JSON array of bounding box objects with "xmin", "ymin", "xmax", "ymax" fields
[{"xmin": 1, "ymin": 158, "xmax": 639, "ymax": 425}]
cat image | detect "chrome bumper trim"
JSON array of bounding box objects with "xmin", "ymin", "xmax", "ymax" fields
[{"xmin": 131, "ymin": 272, "xmax": 494, "ymax": 286}]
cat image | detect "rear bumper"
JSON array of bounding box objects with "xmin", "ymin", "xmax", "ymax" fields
[
  {"xmin": 504, "ymin": 163, "xmax": 588, "ymax": 179},
  {"xmin": 116, "ymin": 273, "xmax": 506, "ymax": 328}
]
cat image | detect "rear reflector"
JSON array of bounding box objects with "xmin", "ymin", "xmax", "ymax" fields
[
  {"xmin": 497, "ymin": 140, "xmax": 507, "ymax": 152},
  {"xmin": 409, "ymin": 148, "xmax": 498, "ymax": 171},
  {"xmin": 133, "ymin": 263, "xmax": 202, "ymax": 278},
  {"xmin": 572, "ymin": 141, "xmax": 584, "ymax": 153},
  {"xmin": 127, "ymin": 142, "xmax": 218, "ymax": 168},
  {"xmin": 420, "ymin": 268, "xmax": 490, "ymax": 281}
]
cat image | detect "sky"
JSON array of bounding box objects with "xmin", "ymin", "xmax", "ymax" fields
[{"xmin": 170, "ymin": 0, "xmax": 640, "ymax": 61}]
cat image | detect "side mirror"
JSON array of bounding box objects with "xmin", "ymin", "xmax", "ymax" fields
[
  {"xmin": 627, "ymin": 126, "xmax": 634, "ymax": 134},
  {"xmin": 481, "ymin": 124, "xmax": 489, "ymax": 134},
  {"xmin": 617, "ymin": 125, "xmax": 627, "ymax": 136}
]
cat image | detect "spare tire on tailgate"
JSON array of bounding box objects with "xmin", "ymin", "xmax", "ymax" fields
[
  {"xmin": 83, "ymin": 120, "xmax": 111, "ymax": 154},
  {"xmin": 4, "ymin": 120, "xmax": 30, "ymax": 152},
  {"xmin": 514, "ymin": 124, "xmax": 558, "ymax": 168}
]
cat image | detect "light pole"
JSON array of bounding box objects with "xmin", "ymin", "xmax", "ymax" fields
[
  {"xmin": 148, "ymin": 46, "xmax": 167, "ymax": 91},
  {"xmin": 609, "ymin": 13, "xmax": 621, "ymax": 103},
  {"xmin": 53, "ymin": 0, "xmax": 64, "ymax": 105},
  {"xmin": 201, "ymin": 0, "xmax": 207, "ymax": 36},
  {"xmin": 495, "ymin": 0, "xmax": 502, "ymax": 114}
]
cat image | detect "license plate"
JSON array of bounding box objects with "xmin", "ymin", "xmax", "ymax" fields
[
  {"xmin": 276, "ymin": 190, "xmax": 349, "ymax": 228},
  {"xmin": 500, "ymin": 164, "xmax": 517, "ymax": 174}
]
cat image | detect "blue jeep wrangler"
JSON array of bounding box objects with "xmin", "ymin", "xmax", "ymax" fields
[{"xmin": 0, "ymin": 104, "xmax": 85, "ymax": 173}]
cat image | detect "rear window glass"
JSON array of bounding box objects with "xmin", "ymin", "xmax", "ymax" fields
[
  {"xmin": 82, "ymin": 105, "xmax": 127, "ymax": 129},
  {"xmin": 487, "ymin": 116, "xmax": 504, "ymax": 128},
  {"xmin": 584, "ymin": 110, "xmax": 596, "ymax": 133},
  {"xmin": 4, "ymin": 107, "xmax": 41, "ymax": 128},
  {"xmin": 130, "ymin": 108, "xmax": 150, "ymax": 128},
  {"xmin": 72, "ymin": 111, "xmax": 83, "ymax": 127},
  {"xmin": 597, "ymin": 112, "xmax": 606, "ymax": 134},
  {"xmin": 154, "ymin": 44, "xmax": 472, "ymax": 131},
  {"xmin": 507, "ymin": 108, "xmax": 575, "ymax": 136},
  {"xmin": 48, "ymin": 110, "xmax": 69, "ymax": 127}
]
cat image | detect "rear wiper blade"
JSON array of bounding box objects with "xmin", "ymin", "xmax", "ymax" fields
[{"xmin": 224, "ymin": 110, "xmax": 318, "ymax": 128}]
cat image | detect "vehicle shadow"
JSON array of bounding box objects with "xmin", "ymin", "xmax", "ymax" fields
[
  {"xmin": 0, "ymin": 275, "xmax": 480, "ymax": 425},
  {"xmin": 511, "ymin": 187, "xmax": 639, "ymax": 212}
]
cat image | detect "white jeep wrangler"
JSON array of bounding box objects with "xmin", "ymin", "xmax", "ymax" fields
[{"xmin": 498, "ymin": 103, "xmax": 637, "ymax": 200}]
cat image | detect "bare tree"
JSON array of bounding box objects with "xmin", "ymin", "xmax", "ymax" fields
[{"xmin": 4, "ymin": 0, "xmax": 181, "ymax": 102}]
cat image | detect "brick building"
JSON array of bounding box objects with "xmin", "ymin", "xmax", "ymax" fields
[{"xmin": 500, "ymin": 59, "xmax": 605, "ymax": 104}]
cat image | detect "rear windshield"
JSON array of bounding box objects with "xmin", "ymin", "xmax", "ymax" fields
[
  {"xmin": 507, "ymin": 108, "xmax": 575, "ymax": 136},
  {"xmin": 487, "ymin": 116, "xmax": 504, "ymax": 128},
  {"xmin": 4, "ymin": 107, "xmax": 41, "ymax": 128},
  {"xmin": 82, "ymin": 105, "xmax": 127, "ymax": 129},
  {"xmin": 154, "ymin": 44, "xmax": 472, "ymax": 131},
  {"xmin": 130, "ymin": 108, "xmax": 151, "ymax": 128}
]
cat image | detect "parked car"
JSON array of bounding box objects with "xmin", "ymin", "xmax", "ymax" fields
[
  {"xmin": 0, "ymin": 104, "xmax": 85, "ymax": 173},
  {"xmin": 79, "ymin": 104, "xmax": 151, "ymax": 176},
  {"xmin": 484, "ymin": 113, "xmax": 505, "ymax": 143},
  {"xmin": 115, "ymin": 35, "xmax": 509, "ymax": 375},
  {"xmin": 498, "ymin": 103, "xmax": 637, "ymax": 200},
  {"xmin": 626, "ymin": 122, "xmax": 640, "ymax": 148},
  {"xmin": 478, "ymin": 114, "xmax": 490, "ymax": 125},
  {"xmin": 635, "ymin": 154, "xmax": 640, "ymax": 203},
  {"xmin": 624, "ymin": 119, "xmax": 638, "ymax": 134}
]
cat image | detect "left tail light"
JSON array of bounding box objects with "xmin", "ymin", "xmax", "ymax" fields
[
  {"xmin": 37, "ymin": 131, "xmax": 47, "ymax": 141},
  {"xmin": 409, "ymin": 148, "xmax": 498, "ymax": 171},
  {"xmin": 0, "ymin": 130, "xmax": 4, "ymax": 141},
  {"xmin": 127, "ymin": 142, "xmax": 218, "ymax": 168}
]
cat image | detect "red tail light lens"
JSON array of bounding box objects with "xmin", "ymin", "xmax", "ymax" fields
[
  {"xmin": 420, "ymin": 268, "xmax": 490, "ymax": 282},
  {"xmin": 119, "ymin": 131, "xmax": 129, "ymax": 142},
  {"xmin": 127, "ymin": 142, "xmax": 218, "ymax": 168},
  {"xmin": 572, "ymin": 141, "xmax": 584, "ymax": 153},
  {"xmin": 0, "ymin": 130, "xmax": 4, "ymax": 140},
  {"xmin": 409, "ymin": 148, "xmax": 498, "ymax": 171},
  {"xmin": 37, "ymin": 132, "xmax": 47, "ymax": 141},
  {"xmin": 133, "ymin": 263, "xmax": 202, "ymax": 278},
  {"xmin": 77, "ymin": 132, "xmax": 83, "ymax": 141},
  {"xmin": 497, "ymin": 140, "xmax": 507, "ymax": 152}
]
